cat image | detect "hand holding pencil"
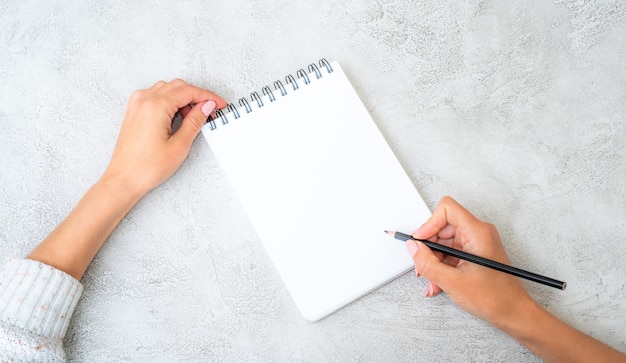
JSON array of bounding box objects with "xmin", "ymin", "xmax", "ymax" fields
[
  {"xmin": 403, "ymin": 196, "xmax": 626, "ymax": 363},
  {"xmin": 403, "ymin": 196, "xmax": 535, "ymax": 326}
]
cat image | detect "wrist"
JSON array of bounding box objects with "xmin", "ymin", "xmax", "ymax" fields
[
  {"xmin": 99, "ymin": 169, "xmax": 150, "ymax": 203},
  {"xmin": 493, "ymin": 296, "xmax": 561, "ymax": 357},
  {"xmin": 493, "ymin": 296, "xmax": 545, "ymax": 340},
  {"xmin": 28, "ymin": 173, "xmax": 145, "ymax": 280}
]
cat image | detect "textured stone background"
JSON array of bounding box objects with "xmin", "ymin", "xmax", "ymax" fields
[{"xmin": 1, "ymin": 1, "xmax": 625, "ymax": 361}]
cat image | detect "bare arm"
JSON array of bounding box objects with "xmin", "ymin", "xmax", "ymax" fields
[
  {"xmin": 27, "ymin": 79, "xmax": 226, "ymax": 280},
  {"xmin": 503, "ymin": 300, "xmax": 625, "ymax": 363},
  {"xmin": 407, "ymin": 196, "xmax": 626, "ymax": 363}
]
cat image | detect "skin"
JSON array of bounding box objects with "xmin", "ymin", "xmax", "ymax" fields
[
  {"xmin": 408, "ymin": 196, "xmax": 626, "ymax": 363},
  {"xmin": 27, "ymin": 79, "xmax": 227, "ymax": 280},
  {"xmin": 24, "ymin": 80, "xmax": 625, "ymax": 361}
]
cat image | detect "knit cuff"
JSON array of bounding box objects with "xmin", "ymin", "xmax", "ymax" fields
[{"xmin": 0, "ymin": 258, "xmax": 83, "ymax": 340}]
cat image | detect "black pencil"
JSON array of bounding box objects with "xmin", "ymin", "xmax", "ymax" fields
[{"xmin": 385, "ymin": 230, "xmax": 566, "ymax": 290}]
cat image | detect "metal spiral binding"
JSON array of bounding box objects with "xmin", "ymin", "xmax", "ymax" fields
[
  {"xmin": 227, "ymin": 103, "xmax": 240, "ymax": 119},
  {"xmin": 262, "ymin": 86, "xmax": 275, "ymax": 102},
  {"xmin": 251, "ymin": 91, "xmax": 264, "ymax": 108},
  {"xmin": 274, "ymin": 80, "xmax": 287, "ymax": 96},
  {"xmin": 320, "ymin": 59, "xmax": 333, "ymax": 73},
  {"xmin": 206, "ymin": 58, "xmax": 334, "ymax": 130},
  {"xmin": 285, "ymin": 74, "xmax": 298, "ymax": 91},
  {"xmin": 296, "ymin": 69, "xmax": 310, "ymax": 85},
  {"xmin": 308, "ymin": 63, "xmax": 322, "ymax": 79},
  {"xmin": 239, "ymin": 97, "xmax": 252, "ymax": 113}
]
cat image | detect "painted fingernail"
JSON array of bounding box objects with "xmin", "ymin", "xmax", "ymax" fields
[
  {"xmin": 405, "ymin": 240, "xmax": 418, "ymax": 257},
  {"xmin": 201, "ymin": 100, "xmax": 217, "ymax": 116}
]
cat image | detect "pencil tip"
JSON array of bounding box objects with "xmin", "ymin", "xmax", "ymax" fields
[{"xmin": 383, "ymin": 230, "xmax": 388, "ymax": 234}]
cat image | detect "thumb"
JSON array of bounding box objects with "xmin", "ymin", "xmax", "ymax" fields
[
  {"xmin": 406, "ymin": 240, "xmax": 461, "ymax": 295},
  {"xmin": 173, "ymin": 100, "xmax": 217, "ymax": 148}
]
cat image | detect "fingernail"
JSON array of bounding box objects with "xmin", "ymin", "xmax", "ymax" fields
[
  {"xmin": 426, "ymin": 282, "xmax": 434, "ymax": 297},
  {"xmin": 201, "ymin": 100, "xmax": 217, "ymax": 116},
  {"xmin": 405, "ymin": 240, "xmax": 418, "ymax": 257}
]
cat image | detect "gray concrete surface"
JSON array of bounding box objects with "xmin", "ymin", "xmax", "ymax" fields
[{"xmin": 1, "ymin": 1, "xmax": 625, "ymax": 361}]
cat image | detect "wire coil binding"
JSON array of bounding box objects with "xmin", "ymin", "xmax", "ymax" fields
[{"xmin": 206, "ymin": 58, "xmax": 333, "ymax": 130}]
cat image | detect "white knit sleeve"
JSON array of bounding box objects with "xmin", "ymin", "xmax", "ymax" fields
[{"xmin": 0, "ymin": 258, "xmax": 83, "ymax": 362}]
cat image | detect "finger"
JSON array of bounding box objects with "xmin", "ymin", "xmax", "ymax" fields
[
  {"xmin": 149, "ymin": 80, "xmax": 167, "ymax": 91},
  {"xmin": 162, "ymin": 79, "xmax": 228, "ymax": 110},
  {"xmin": 432, "ymin": 250, "xmax": 446, "ymax": 264},
  {"xmin": 407, "ymin": 240, "xmax": 461, "ymax": 294},
  {"xmin": 172, "ymin": 100, "xmax": 216, "ymax": 149},
  {"xmin": 437, "ymin": 224, "xmax": 456, "ymax": 240},
  {"xmin": 413, "ymin": 196, "xmax": 477, "ymax": 240},
  {"xmin": 426, "ymin": 280, "xmax": 443, "ymax": 297},
  {"xmin": 442, "ymin": 254, "xmax": 461, "ymax": 267},
  {"xmin": 178, "ymin": 104, "xmax": 193, "ymax": 119},
  {"xmin": 437, "ymin": 238, "xmax": 462, "ymax": 267}
]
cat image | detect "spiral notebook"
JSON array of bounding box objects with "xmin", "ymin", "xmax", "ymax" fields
[{"xmin": 201, "ymin": 59, "xmax": 431, "ymax": 321}]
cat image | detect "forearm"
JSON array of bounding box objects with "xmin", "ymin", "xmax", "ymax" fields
[
  {"xmin": 25, "ymin": 82, "xmax": 223, "ymax": 281},
  {"xmin": 500, "ymin": 299, "xmax": 626, "ymax": 363},
  {"xmin": 27, "ymin": 175, "xmax": 143, "ymax": 280}
]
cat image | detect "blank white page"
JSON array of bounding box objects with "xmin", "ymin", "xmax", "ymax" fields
[{"xmin": 201, "ymin": 61, "xmax": 430, "ymax": 321}]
